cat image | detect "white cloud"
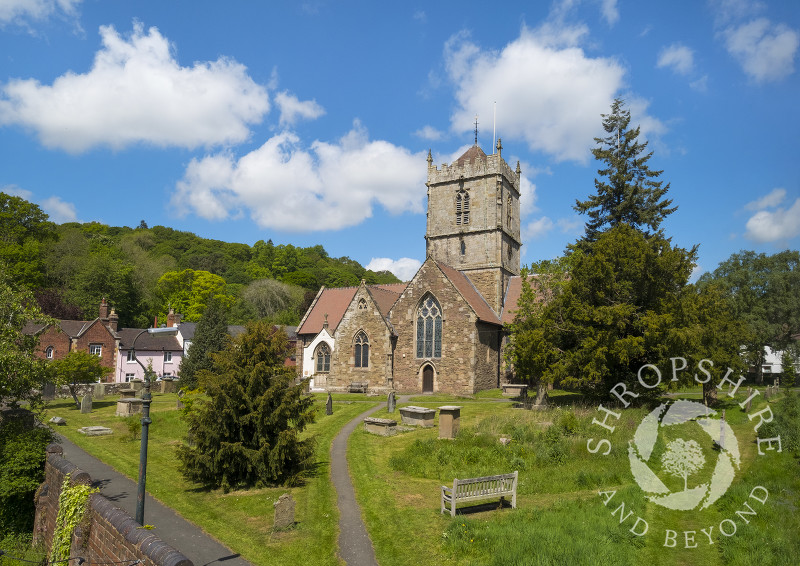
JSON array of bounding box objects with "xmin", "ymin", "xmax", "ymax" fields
[
  {"xmin": 414, "ymin": 125, "xmax": 444, "ymax": 141},
  {"xmin": 518, "ymin": 173, "xmax": 538, "ymax": 218},
  {"xmin": 598, "ymin": 0, "xmax": 619, "ymax": 26},
  {"xmin": 745, "ymin": 197, "xmax": 800, "ymax": 243},
  {"xmin": 443, "ymin": 25, "xmax": 629, "ymax": 163},
  {"xmin": 0, "ymin": 0, "xmax": 81, "ymax": 26},
  {"xmin": 172, "ymin": 122, "xmax": 427, "ymax": 232},
  {"xmin": 557, "ymin": 216, "xmax": 583, "ymax": 234},
  {"xmin": 657, "ymin": 44, "xmax": 695, "ymax": 75},
  {"xmin": 274, "ymin": 91, "xmax": 325, "ymax": 127},
  {"xmin": 722, "ymin": 18, "xmax": 799, "ymax": 82},
  {"xmin": 689, "ymin": 75, "xmax": 709, "ymax": 92},
  {"xmin": 745, "ymin": 187, "xmax": 786, "ymax": 210},
  {"xmin": 366, "ymin": 257, "xmax": 422, "ymax": 281},
  {"xmin": 0, "ymin": 22, "xmax": 269, "ymax": 152},
  {"xmin": 1, "ymin": 184, "xmax": 32, "ymax": 199},
  {"xmin": 41, "ymin": 195, "xmax": 77, "ymax": 223},
  {"xmin": 523, "ymin": 217, "xmax": 555, "ymax": 240}
]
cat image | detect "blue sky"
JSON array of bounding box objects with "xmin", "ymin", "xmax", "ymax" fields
[{"xmin": 1, "ymin": 0, "xmax": 798, "ymax": 281}]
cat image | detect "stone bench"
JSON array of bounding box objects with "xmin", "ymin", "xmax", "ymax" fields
[
  {"xmin": 399, "ymin": 405, "xmax": 435, "ymax": 427},
  {"xmin": 349, "ymin": 381, "xmax": 369, "ymax": 393},
  {"xmin": 502, "ymin": 384, "xmax": 528, "ymax": 397},
  {"xmin": 440, "ymin": 471, "xmax": 518, "ymax": 517},
  {"xmin": 115, "ymin": 398, "xmax": 143, "ymax": 417},
  {"xmin": 363, "ymin": 417, "xmax": 397, "ymax": 436}
]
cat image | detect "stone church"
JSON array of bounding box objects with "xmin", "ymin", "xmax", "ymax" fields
[{"xmin": 296, "ymin": 140, "xmax": 528, "ymax": 395}]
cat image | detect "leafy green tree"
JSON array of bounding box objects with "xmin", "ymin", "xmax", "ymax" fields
[
  {"xmin": 242, "ymin": 278, "xmax": 304, "ymax": 320},
  {"xmin": 782, "ymin": 348, "xmax": 797, "ymax": 388},
  {"xmin": 179, "ymin": 298, "xmax": 230, "ymax": 390},
  {"xmin": 574, "ymin": 98, "xmax": 676, "ymax": 244},
  {"xmin": 0, "ymin": 192, "xmax": 56, "ymax": 289},
  {"xmin": 698, "ymin": 250, "xmax": 800, "ymax": 384},
  {"xmin": 156, "ymin": 268, "xmax": 234, "ymax": 322},
  {"xmin": 177, "ymin": 321, "xmax": 316, "ymax": 491},
  {"xmin": 49, "ymin": 351, "xmax": 111, "ymax": 409}
]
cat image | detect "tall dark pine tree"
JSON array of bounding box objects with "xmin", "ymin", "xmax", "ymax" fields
[
  {"xmin": 574, "ymin": 98, "xmax": 677, "ymax": 243},
  {"xmin": 177, "ymin": 321, "xmax": 315, "ymax": 491},
  {"xmin": 178, "ymin": 297, "xmax": 229, "ymax": 390}
]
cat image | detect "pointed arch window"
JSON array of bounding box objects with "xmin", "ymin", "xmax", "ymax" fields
[
  {"xmin": 354, "ymin": 331, "xmax": 369, "ymax": 368},
  {"xmin": 315, "ymin": 343, "xmax": 331, "ymax": 373},
  {"xmin": 357, "ymin": 298, "xmax": 367, "ymax": 311},
  {"xmin": 456, "ymin": 190, "xmax": 470, "ymax": 226},
  {"xmin": 416, "ymin": 295, "xmax": 442, "ymax": 358}
]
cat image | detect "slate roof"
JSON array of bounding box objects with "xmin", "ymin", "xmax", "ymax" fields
[
  {"xmin": 436, "ymin": 261, "xmax": 502, "ymax": 325},
  {"xmin": 22, "ymin": 318, "xmax": 117, "ymax": 339},
  {"xmin": 117, "ymin": 328, "xmax": 181, "ymax": 351}
]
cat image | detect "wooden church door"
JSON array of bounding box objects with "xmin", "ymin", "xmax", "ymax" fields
[{"xmin": 422, "ymin": 365, "xmax": 434, "ymax": 393}]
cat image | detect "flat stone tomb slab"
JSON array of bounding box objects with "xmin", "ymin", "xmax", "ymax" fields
[
  {"xmin": 502, "ymin": 384, "xmax": 528, "ymax": 397},
  {"xmin": 364, "ymin": 417, "xmax": 398, "ymax": 436},
  {"xmin": 399, "ymin": 406, "xmax": 436, "ymax": 427},
  {"xmin": 115, "ymin": 398, "xmax": 143, "ymax": 417},
  {"xmin": 119, "ymin": 388, "xmax": 137, "ymax": 399},
  {"xmin": 78, "ymin": 426, "xmax": 113, "ymax": 436}
]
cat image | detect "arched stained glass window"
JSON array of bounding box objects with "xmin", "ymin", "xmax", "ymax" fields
[
  {"xmin": 416, "ymin": 295, "xmax": 442, "ymax": 358},
  {"xmin": 354, "ymin": 331, "xmax": 369, "ymax": 368},
  {"xmin": 316, "ymin": 343, "xmax": 331, "ymax": 372}
]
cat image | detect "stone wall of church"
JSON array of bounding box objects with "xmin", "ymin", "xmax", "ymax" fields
[
  {"xmin": 474, "ymin": 321, "xmax": 501, "ymax": 391},
  {"xmin": 329, "ymin": 285, "xmax": 394, "ymax": 392},
  {"xmin": 390, "ymin": 261, "xmax": 481, "ymax": 395}
]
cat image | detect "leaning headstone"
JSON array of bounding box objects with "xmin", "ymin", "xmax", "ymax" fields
[
  {"xmin": 387, "ymin": 391, "xmax": 396, "ymax": 413},
  {"xmin": 746, "ymin": 390, "xmax": 753, "ymax": 412},
  {"xmin": 49, "ymin": 416, "xmax": 67, "ymax": 426},
  {"xmin": 43, "ymin": 383, "xmax": 56, "ymax": 401},
  {"xmin": 273, "ymin": 493, "xmax": 295, "ymax": 529},
  {"xmin": 81, "ymin": 394, "xmax": 92, "ymax": 414},
  {"xmin": 326, "ymin": 393, "xmax": 333, "ymax": 416},
  {"xmin": 93, "ymin": 383, "xmax": 106, "ymax": 400},
  {"xmin": 765, "ymin": 386, "xmax": 771, "ymax": 400}
]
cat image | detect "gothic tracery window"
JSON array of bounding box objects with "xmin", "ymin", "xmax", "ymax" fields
[
  {"xmin": 315, "ymin": 343, "xmax": 331, "ymax": 372},
  {"xmin": 456, "ymin": 190, "xmax": 470, "ymax": 226},
  {"xmin": 357, "ymin": 298, "xmax": 367, "ymax": 311},
  {"xmin": 416, "ymin": 295, "xmax": 442, "ymax": 358},
  {"xmin": 354, "ymin": 331, "xmax": 369, "ymax": 368}
]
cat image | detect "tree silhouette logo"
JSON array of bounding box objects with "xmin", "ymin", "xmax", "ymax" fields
[{"xmin": 628, "ymin": 400, "xmax": 741, "ymax": 511}]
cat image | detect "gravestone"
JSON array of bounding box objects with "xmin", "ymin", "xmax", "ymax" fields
[
  {"xmin": 78, "ymin": 426, "xmax": 113, "ymax": 436},
  {"xmin": 177, "ymin": 389, "xmax": 185, "ymax": 409},
  {"xmin": 43, "ymin": 383, "xmax": 56, "ymax": 401},
  {"xmin": 387, "ymin": 391, "xmax": 396, "ymax": 413},
  {"xmin": 326, "ymin": 393, "xmax": 333, "ymax": 416},
  {"xmin": 438, "ymin": 406, "xmax": 461, "ymax": 439},
  {"xmin": 273, "ymin": 493, "xmax": 295, "ymax": 529},
  {"xmin": 93, "ymin": 383, "xmax": 106, "ymax": 400},
  {"xmin": 119, "ymin": 388, "xmax": 137, "ymax": 399},
  {"xmin": 765, "ymin": 386, "xmax": 771, "ymax": 400},
  {"xmin": 746, "ymin": 388, "xmax": 753, "ymax": 412},
  {"xmin": 80, "ymin": 394, "xmax": 92, "ymax": 414},
  {"xmin": 49, "ymin": 416, "xmax": 66, "ymax": 426}
]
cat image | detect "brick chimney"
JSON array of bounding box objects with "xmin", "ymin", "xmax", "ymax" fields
[
  {"xmin": 167, "ymin": 308, "xmax": 182, "ymax": 328},
  {"xmin": 99, "ymin": 297, "xmax": 109, "ymax": 320},
  {"xmin": 108, "ymin": 308, "xmax": 119, "ymax": 332}
]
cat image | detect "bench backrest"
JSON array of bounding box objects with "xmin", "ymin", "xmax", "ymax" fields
[{"xmin": 453, "ymin": 472, "xmax": 517, "ymax": 498}]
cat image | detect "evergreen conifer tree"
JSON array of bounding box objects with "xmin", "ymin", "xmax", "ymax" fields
[
  {"xmin": 177, "ymin": 321, "xmax": 315, "ymax": 491},
  {"xmin": 178, "ymin": 297, "xmax": 229, "ymax": 390},
  {"xmin": 574, "ymin": 98, "xmax": 677, "ymax": 243}
]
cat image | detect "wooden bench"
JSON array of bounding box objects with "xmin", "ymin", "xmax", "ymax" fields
[
  {"xmin": 440, "ymin": 471, "xmax": 518, "ymax": 517},
  {"xmin": 349, "ymin": 381, "xmax": 368, "ymax": 393}
]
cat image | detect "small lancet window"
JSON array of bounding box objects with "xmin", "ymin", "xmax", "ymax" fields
[
  {"xmin": 460, "ymin": 239, "xmax": 466, "ymax": 256},
  {"xmin": 316, "ymin": 343, "xmax": 331, "ymax": 372},
  {"xmin": 354, "ymin": 331, "xmax": 369, "ymax": 368},
  {"xmin": 357, "ymin": 298, "xmax": 367, "ymax": 311}
]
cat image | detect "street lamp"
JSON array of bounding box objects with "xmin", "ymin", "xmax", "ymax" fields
[{"xmin": 130, "ymin": 326, "xmax": 178, "ymax": 526}]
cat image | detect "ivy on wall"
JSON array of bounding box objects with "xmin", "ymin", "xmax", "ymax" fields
[{"xmin": 49, "ymin": 474, "xmax": 97, "ymax": 563}]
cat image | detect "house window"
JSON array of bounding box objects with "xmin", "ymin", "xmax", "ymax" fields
[
  {"xmin": 456, "ymin": 190, "xmax": 470, "ymax": 225},
  {"xmin": 125, "ymin": 373, "xmax": 135, "ymax": 382},
  {"xmin": 354, "ymin": 331, "xmax": 369, "ymax": 368},
  {"xmin": 416, "ymin": 295, "xmax": 442, "ymax": 359},
  {"xmin": 46, "ymin": 346, "xmax": 54, "ymax": 359},
  {"xmin": 90, "ymin": 344, "xmax": 102, "ymax": 357},
  {"xmin": 163, "ymin": 372, "xmax": 172, "ymax": 377},
  {"xmin": 126, "ymin": 350, "xmax": 136, "ymax": 362},
  {"xmin": 358, "ymin": 298, "xmax": 367, "ymax": 311},
  {"xmin": 164, "ymin": 351, "xmax": 173, "ymax": 363},
  {"xmin": 316, "ymin": 343, "xmax": 331, "ymax": 373}
]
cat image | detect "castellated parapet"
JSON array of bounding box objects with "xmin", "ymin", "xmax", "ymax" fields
[{"xmin": 427, "ymin": 151, "xmax": 520, "ymax": 193}]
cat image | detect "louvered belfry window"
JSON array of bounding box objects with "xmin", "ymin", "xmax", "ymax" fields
[{"xmin": 456, "ymin": 190, "xmax": 470, "ymax": 225}]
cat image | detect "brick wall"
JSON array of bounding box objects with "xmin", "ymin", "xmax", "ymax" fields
[
  {"xmin": 73, "ymin": 321, "xmax": 118, "ymax": 381},
  {"xmin": 34, "ymin": 444, "xmax": 192, "ymax": 566}
]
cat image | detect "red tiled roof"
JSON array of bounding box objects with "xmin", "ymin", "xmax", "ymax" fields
[
  {"xmin": 501, "ymin": 275, "xmax": 538, "ymax": 324},
  {"xmin": 368, "ymin": 285, "xmax": 405, "ymax": 316},
  {"xmin": 436, "ymin": 261, "xmax": 501, "ymax": 325},
  {"xmin": 296, "ymin": 286, "xmax": 358, "ymax": 335}
]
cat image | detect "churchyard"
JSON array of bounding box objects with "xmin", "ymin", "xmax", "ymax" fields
[{"xmin": 45, "ymin": 387, "xmax": 800, "ymax": 566}]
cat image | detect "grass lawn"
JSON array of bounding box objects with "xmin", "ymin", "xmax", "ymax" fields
[
  {"xmin": 349, "ymin": 390, "xmax": 800, "ymax": 566},
  {"xmin": 45, "ymin": 393, "xmax": 380, "ymax": 566}
]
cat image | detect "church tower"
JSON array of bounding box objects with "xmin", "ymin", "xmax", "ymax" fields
[{"xmin": 425, "ymin": 139, "xmax": 522, "ymax": 314}]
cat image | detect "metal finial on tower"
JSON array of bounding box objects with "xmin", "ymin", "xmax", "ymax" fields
[{"xmin": 474, "ymin": 114, "xmax": 479, "ymax": 146}]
